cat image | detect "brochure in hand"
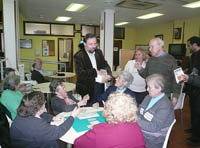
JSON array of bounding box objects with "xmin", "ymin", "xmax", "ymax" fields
[{"xmin": 174, "ymin": 67, "xmax": 184, "ymax": 83}]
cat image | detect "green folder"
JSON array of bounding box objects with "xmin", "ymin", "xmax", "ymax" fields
[{"xmin": 65, "ymin": 111, "xmax": 106, "ymax": 132}]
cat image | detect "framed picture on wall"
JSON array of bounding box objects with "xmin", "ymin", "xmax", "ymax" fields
[
  {"xmin": 135, "ymin": 44, "xmax": 149, "ymax": 50},
  {"xmin": 173, "ymin": 28, "xmax": 182, "ymax": 39},
  {"xmin": 20, "ymin": 39, "xmax": 32, "ymax": 49},
  {"xmin": 155, "ymin": 34, "xmax": 164, "ymax": 40}
]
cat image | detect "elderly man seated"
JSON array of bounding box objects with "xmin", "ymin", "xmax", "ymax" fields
[
  {"xmin": 31, "ymin": 58, "xmax": 55, "ymax": 83},
  {"xmin": 137, "ymin": 73, "xmax": 175, "ymax": 148},
  {"xmin": 49, "ymin": 79, "xmax": 89, "ymax": 115},
  {"xmin": 93, "ymin": 71, "xmax": 136, "ymax": 107}
]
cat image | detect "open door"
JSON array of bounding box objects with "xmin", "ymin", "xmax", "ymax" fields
[{"xmin": 58, "ymin": 38, "xmax": 73, "ymax": 72}]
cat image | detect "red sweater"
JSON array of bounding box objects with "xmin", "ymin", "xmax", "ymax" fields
[{"xmin": 74, "ymin": 122, "xmax": 146, "ymax": 148}]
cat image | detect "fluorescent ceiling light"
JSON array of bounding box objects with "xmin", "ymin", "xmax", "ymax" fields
[
  {"xmin": 56, "ymin": 16, "xmax": 71, "ymax": 22},
  {"xmin": 183, "ymin": 1, "xmax": 200, "ymax": 8},
  {"xmin": 65, "ymin": 3, "xmax": 88, "ymax": 12},
  {"xmin": 115, "ymin": 22, "xmax": 129, "ymax": 26},
  {"xmin": 137, "ymin": 13, "xmax": 163, "ymax": 19}
]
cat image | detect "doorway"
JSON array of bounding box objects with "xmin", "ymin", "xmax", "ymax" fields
[
  {"xmin": 113, "ymin": 40, "xmax": 122, "ymax": 71},
  {"xmin": 58, "ymin": 38, "xmax": 73, "ymax": 72}
]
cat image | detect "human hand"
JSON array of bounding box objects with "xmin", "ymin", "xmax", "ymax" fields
[
  {"xmin": 134, "ymin": 62, "xmax": 142, "ymax": 70},
  {"xmin": 101, "ymin": 74, "xmax": 111, "ymax": 83},
  {"xmin": 92, "ymin": 102, "xmax": 99, "ymax": 108},
  {"xmin": 77, "ymin": 95, "xmax": 89, "ymax": 107},
  {"xmin": 171, "ymin": 97, "xmax": 178, "ymax": 106},
  {"xmin": 53, "ymin": 115, "xmax": 66, "ymax": 122},
  {"xmin": 83, "ymin": 94, "xmax": 90, "ymax": 101},
  {"xmin": 71, "ymin": 107, "xmax": 80, "ymax": 117},
  {"xmin": 178, "ymin": 74, "xmax": 189, "ymax": 82}
]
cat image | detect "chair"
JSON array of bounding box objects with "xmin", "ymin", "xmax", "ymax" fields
[
  {"xmin": 0, "ymin": 103, "xmax": 13, "ymax": 147},
  {"xmin": 174, "ymin": 93, "xmax": 186, "ymax": 127},
  {"xmin": 162, "ymin": 119, "xmax": 176, "ymax": 148},
  {"xmin": 0, "ymin": 103, "xmax": 12, "ymax": 127},
  {"xmin": 25, "ymin": 72, "xmax": 32, "ymax": 81}
]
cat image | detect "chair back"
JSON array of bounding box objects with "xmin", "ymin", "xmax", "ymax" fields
[
  {"xmin": 174, "ymin": 93, "xmax": 185, "ymax": 110},
  {"xmin": 0, "ymin": 103, "xmax": 12, "ymax": 127},
  {"xmin": 25, "ymin": 72, "xmax": 32, "ymax": 81},
  {"xmin": 162, "ymin": 119, "xmax": 176, "ymax": 148}
]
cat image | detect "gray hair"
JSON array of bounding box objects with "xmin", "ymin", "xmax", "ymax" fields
[
  {"xmin": 120, "ymin": 71, "xmax": 133, "ymax": 87},
  {"xmin": 3, "ymin": 75, "xmax": 20, "ymax": 91},
  {"xmin": 146, "ymin": 73, "xmax": 165, "ymax": 92},
  {"xmin": 34, "ymin": 58, "xmax": 42, "ymax": 63},
  {"xmin": 155, "ymin": 38, "xmax": 164, "ymax": 48}
]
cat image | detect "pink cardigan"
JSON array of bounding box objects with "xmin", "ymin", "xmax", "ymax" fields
[{"xmin": 74, "ymin": 122, "xmax": 146, "ymax": 148}]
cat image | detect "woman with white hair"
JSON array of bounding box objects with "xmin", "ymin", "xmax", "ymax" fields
[
  {"xmin": 137, "ymin": 73, "xmax": 175, "ymax": 148},
  {"xmin": 93, "ymin": 71, "xmax": 136, "ymax": 107},
  {"xmin": 74, "ymin": 92, "xmax": 146, "ymax": 148}
]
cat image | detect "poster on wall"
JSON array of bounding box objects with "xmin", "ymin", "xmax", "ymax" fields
[
  {"xmin": 42, "ymin": 40, "xmax": 49, "ymax": 56},
  {"xmin": 20, "ymin": 39, "xmax": 32, "ymax": 49},
  {"xmin": 173, "ymin": 28, "xmax": 182, "ymax": 40}
]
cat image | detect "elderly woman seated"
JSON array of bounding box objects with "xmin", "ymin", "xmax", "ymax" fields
[
  {"xmin": 10, "ymin": 91, "xmax": 80, "ymax": 148},
  {"xmin": 49, "ymin": 80, "xmax": 89, "ymax": 115},
  {"xmin": 93, "ymin": 71, "xmax": 136, "ymax": 107},
  {"xmin": 74, "ymin": 92, "xmax": 146, "ymax": 148},
  {"xmin": 0, "ymin": 75, "xmax": 23, "ymax": 120},
  {"xmin": 137, "ymin": 74, "xmax": 175, "ymax": 148}
]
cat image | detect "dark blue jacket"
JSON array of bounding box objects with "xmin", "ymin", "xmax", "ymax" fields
[
  {"xmin": 97, "ymin": 85, "xmax": 136, "ymax": 105},
  {"xmin": 10, "ymin": 112, "xmax": 74, "ymax": 148}
]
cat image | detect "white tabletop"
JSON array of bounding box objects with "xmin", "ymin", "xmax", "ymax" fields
[
  {"xmin": 51, "ymin": 107, "xmax": 104, "ymax": 144},
  {"xmin": 48, "ymin": 72, "xmax": 76, "ymax": 79},
  {"xmin": 32, "ymin": 82, "xmax": 75, "ymax": 93}
]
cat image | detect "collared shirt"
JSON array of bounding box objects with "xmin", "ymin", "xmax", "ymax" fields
[
  {"xmin": 160, "ymin": 51, "xmax": 167, "ymax": 57},
  {"xmin": 85, "ymin": 49, "xmax": 102, "ymax": 83},
  {"xmin": 116, "ymin": 87, "xmax": 127, "ymax": 93},
  {"xmin": 145, "ymin": 93, "xmax": 165, "ymax": 111},
  {"xmin": 85, "ymin": 49, "xmax": 97, "ymax": 69}
]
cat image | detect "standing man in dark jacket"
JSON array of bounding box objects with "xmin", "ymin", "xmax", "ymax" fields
[
  {"xmin": 74, "ymin": 33, "xmax": 111, "ymax": 106},
  {"xmin": 184, "ymin": 36, "xmax": 200, "ymax": 146}
]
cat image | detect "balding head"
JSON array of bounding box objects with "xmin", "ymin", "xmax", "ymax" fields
[
  {"xmin": 149, "ymin": 38, "xmax": 164, "ymax": 57},
  {"xmin": 34, "ymin": 58, "xmax": 42, "ymax": 70}
]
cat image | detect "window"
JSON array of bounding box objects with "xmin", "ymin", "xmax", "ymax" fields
[{"xmin": 24, "ymin": 22, "xmax": 75, "ymax": 36}]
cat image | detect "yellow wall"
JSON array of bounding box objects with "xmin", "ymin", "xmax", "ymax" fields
[
  {"xmin": 135, "ymin": 17, "xmax": 200, "ymax": 55},
  {"xmin": 19, "ymin": 13, "xmax": 200, "ymax": 72},
  {"xmin": 19, "ymin": 14, "xmax": 82, "ymax": 72},
  {"xmin": 122, "ymin": 27, "xmax": 136, "ymax": 49}
]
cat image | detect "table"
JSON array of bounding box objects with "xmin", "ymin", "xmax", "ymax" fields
[
  {"xmin": 48, "ymin": 72, "xmax": 76, "ymax": 82},
  {"xmin": 33, "ymin": 82, "xmax": 76, "ymax": 112},
  {"xmin": 51, "ymin": 107, "xmax": 104, "ymax": 144},
  {"xmin": 32, "ymin": 82, "xmax": 75, "ymax": 93}
]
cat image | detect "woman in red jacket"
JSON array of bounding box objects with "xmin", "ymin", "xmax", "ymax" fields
[{"xmin": 74, "ymin": 92, "xmax": 146, "ymax": 148}]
